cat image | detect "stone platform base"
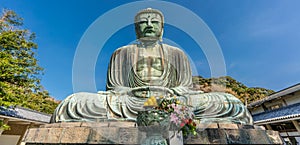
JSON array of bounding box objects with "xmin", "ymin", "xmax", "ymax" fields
[{"xmin": 23, "ymin": 122, "xmax": 283, "ymax": 144}]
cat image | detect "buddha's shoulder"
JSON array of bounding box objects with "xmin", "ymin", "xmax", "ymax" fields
[
  {"xmin": 113, "ymin": 44, "xmax": 137, "ymax": 53},
  {"xmin": 162, "ymin": 44, "xmax": 185, "ymax": 54}
]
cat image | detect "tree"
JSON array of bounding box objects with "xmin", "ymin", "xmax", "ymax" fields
[{"xmin": 0, "ymin": 9, "xmax": 58, "ymax": 114}]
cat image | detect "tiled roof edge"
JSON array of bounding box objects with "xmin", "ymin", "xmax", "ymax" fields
[
  {"xmin": 254, "ymin": 113, "xmax": 300, "ymax": 124},
  {"xmin": 248, "ymin": 83, "xmax": 300, "ymax": 108},
  {"xmin": 15, "ymin": 106, "xmax": 52, "ymax": 116}
]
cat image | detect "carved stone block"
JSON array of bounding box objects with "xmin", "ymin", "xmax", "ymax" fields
[
  {"xmin": 22, "ymin": 128, "xmax": 38, "ymax": 143},
  {"xmin": 88, "ymin": 127, "xmax": 117, "ymax": 144},
  {"xmin": 266, "ymin": 130, "xmax": 283, "ymax": 144},
  {"xmin": 60, "ymin": 127, "xmax": 90, "ymax": 143},
  {"xmin": 33, "ymin": 128, "xmax": 48, "ymax": 143},
  {"xmin": 23, "ymin": 123, "xmax": 283, "ymax": 145},
  {"xmin": 223, "ymin": 129, "xmax": 250, "ymax": 144},
  {"xmin": 119, "ymin": 127, "xmax": 139, "ymax": 144},
  {"xmin": 206, "ymin": 129, "xmax": 227, "ymax": 144},
  {"xmin": 44, "ymin": 128, "xmax": 63, "ymax": 143},
  {"xmin": 218, "ymin": 123, "xmax": 238, "ymax": 129},
  {"xmin": 247, "ymin": 129, "xmax": 271, "ymax": 144}
]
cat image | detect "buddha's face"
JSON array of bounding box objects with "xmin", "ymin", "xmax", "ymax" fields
[{"xmin": 136, "ymin": 12, "xmax": 163, "ymax": 39}]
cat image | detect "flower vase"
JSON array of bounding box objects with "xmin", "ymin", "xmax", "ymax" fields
[{"xmin": 137, "ymin": 110, "xmax": 170, "ymax": 145}]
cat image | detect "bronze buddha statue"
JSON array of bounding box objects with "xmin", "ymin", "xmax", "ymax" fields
[{"xmin": 52, "ymin": 8, "xmax": 253, "ymax": 125}]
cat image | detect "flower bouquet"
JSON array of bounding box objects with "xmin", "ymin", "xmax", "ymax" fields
[{"xmin": 142, "ymin": 96, "xmax": 197, "ymax": 137}]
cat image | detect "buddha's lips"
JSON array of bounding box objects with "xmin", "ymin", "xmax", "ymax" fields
[{"xmin": 144, "ymin": 29, "xmax": 155, "ymax": 33}]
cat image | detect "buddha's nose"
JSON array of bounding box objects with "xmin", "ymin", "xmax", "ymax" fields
[{"xmin": 147, "ymin": 20, "xmax": 153, "ymax": 27}]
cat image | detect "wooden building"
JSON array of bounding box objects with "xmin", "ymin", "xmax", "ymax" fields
[
  {"xmin": 248, "ymin": 83, "xmax": 300, "ymax": 145},
  {"xmin": 0, "ymin": 106, "xmax": 51, "ymax": 145}
]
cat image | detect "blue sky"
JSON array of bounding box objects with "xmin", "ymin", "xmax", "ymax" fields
[{"xmin": 1, "ymin": 0, "xmax": 300, "ymax": 100}]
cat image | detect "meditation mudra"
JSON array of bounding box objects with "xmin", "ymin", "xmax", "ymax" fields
[{"xmin": 52, "ymin": 8, "xmax": 253, "ymax": 125}]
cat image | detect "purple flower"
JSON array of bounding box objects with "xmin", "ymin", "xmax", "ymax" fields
[
  {"xmin": 170, "ymin": 113, "xmax": 179, "ymax": 125},
  {"xmin": 174, "ymin": 106, "xmax": 181, "ymax": 114},
  {"xmin": 171, "ymin": 103, "xmax": 176, "ymax": 108}
]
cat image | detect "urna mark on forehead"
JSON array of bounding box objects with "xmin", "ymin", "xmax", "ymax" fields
[{"xmin": 136, "ymin": 13, "xmax": 162, "ymax": 23}]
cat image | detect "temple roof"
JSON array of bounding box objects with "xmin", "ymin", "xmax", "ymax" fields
[
  {"xmin": 252, "ymin": 102, "xmax": 300, "ymax": 124},
  {"xmin": 0, "ymin": 106, "xmax": 51, "ymax": 123},
  {"xmin": 248, "ymin": 83, "xmax": 300, "ymax": 108}
]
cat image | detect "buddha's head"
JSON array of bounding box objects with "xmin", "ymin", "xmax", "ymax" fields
[{"xmin": 134, "ymin": 8, "xmax": 164, "ymax": 41}]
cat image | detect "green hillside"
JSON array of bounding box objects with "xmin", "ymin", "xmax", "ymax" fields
[{"xmin": 192, "ymin": 76, "xmax": 274, "ymax": 104}]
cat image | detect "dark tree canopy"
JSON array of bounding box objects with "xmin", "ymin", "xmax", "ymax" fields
[{"xmin": 0, "ymin": 9, "xmax": 58, "ymax": 114}]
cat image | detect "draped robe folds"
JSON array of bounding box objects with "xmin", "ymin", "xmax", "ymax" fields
[
  {"xmin": 51, "ymin": 43, "xmax": 253, "ymax": 125},
  {"xmin": 106, "ymin": 43, "xmax": 193, "ymax": 94}
]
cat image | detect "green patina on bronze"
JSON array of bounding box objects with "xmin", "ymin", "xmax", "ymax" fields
[{"xmin": 51, "ymin": 8, "xmax": 253, "ymax": 125}]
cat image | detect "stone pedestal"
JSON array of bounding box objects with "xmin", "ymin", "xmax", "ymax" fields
[{"xmin": 23, "ymin": 122, "xmax": 283, "ymax": 145}]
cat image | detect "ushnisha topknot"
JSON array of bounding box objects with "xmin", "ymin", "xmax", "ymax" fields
[{"xmin": 134, "ymin": 8, "xmax": 164, "ymax": 25}]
